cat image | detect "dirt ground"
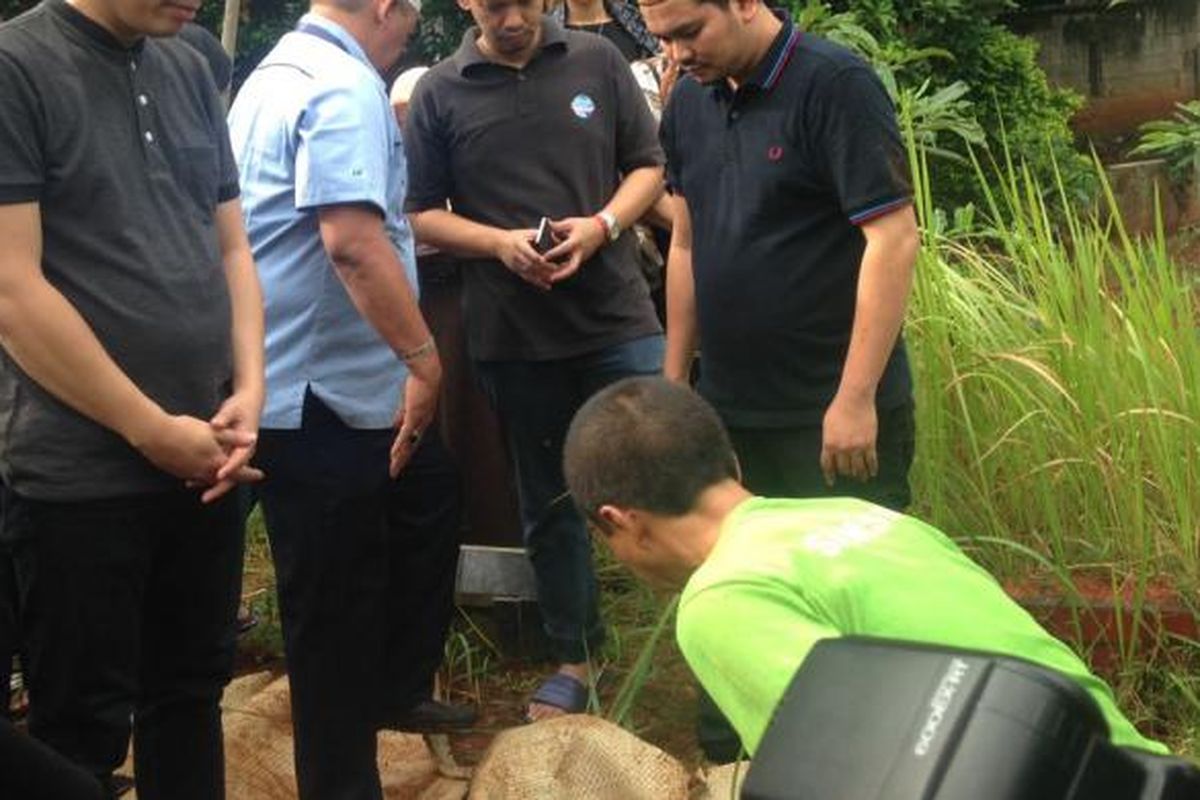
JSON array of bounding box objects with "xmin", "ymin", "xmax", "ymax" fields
[
  {"xmin": 236, "ymin": 510, "xmax": 705, "ymax": 771},
  {"xmin": 231, "ymin": 626, "xmax": 702, "ymax": 774}
]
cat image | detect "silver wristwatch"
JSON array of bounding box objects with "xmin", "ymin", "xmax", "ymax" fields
[{"xmin": 597, "ymin": 210, "xmax": 621, "ymax": 243}]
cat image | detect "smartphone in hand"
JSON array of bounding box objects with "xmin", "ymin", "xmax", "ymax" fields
[{"xmin": 534, "ymin": 216, "xmax": 554, "ymax": 255}]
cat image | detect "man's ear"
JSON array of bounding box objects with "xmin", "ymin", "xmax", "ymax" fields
[
  {"xmin": 456, "ymin": 0, "xmax": 471, "ymax": 11},
  {"xmin": 732, "ymin": 0, "xmax": 759, "ymax": 24},
  {"xmin": 377, "ymin": 0, "xmax": 399, "ymax": 25},
  {"xmin": 598, "ymin": 505, "xmax": 657, "ymax": 549},
  {"xmin": 596, "ymin": 504, "xmax": 634, "ymax": 534}
]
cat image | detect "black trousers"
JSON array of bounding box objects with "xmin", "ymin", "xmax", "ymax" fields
[
  {"xmin": 382, "ymin": 432, "xmax": 462, "ymax": 714},
  {"xmin": 697, "ymin": 402, "xmax": 917, "ymax": 762},
  {"xmin": 256, "ymin": 392, "xmax": 462, "ymax": 800},
  {"xmin": 0, "ymin": 716, "xmax": 105, "ymax": 800},
  {"xmin": 0, "ymin": 487, "xmax": 243, "ymax": 799},
  {"xmin": 726, "ymin": 402, "xmax": 916, "ymax": 508}
]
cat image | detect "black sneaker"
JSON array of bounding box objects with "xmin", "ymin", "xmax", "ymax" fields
[
  {"xmin": 381, "ymin": 699, "xmax": 478, "ymax": 733},
  {"xmin": 108, "ymin": 775, "xmax": 135, "ymax": 798}
]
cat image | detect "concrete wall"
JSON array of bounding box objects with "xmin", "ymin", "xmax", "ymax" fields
[
  {"xmin": 1007, "ymin": 0, "xmax": 1200, "ymax": 137},
  {"xmin": 1106, "ymin": 159, "xmax": 1200, "ymax": 235}
]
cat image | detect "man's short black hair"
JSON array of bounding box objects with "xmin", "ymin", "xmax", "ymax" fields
[{"xmin": 564, "ymin": 377, "xmax": 739, "ymax": 530}]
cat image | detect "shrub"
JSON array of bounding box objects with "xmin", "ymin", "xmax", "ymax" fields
[
  {"xmin": 797, "ymin": 0, "xmax": 1092, "ymax": 211},
  {"xmin": 1132, "ymin": 100, "xmax": 1200, "ymax": 185}
]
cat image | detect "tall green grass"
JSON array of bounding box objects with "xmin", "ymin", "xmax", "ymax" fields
[
  {"xmin": 602, "ymin": 143, "xmax": 1200, "ymax": 746},
  {"xmin": 906, "ymin": 141, "xmax": 1200, "ymax": 592}
]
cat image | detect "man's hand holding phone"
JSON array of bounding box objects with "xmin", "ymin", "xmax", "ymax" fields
[
  {"xmin": 543, "ymin": 215, "xmax": 607, "ymax": 283},
  {"xmin": 495, "ymin": 224, "xmax": 556, "ymax": 290}
]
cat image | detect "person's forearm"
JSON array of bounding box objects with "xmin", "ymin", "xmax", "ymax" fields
[
  {"xmin": 664, "ymin": 195, "xmax": 697, "ymax": 382},
  {"xmin": 409, "ymin": 208, "xmax": 505, "ymax": 260},
  {"xmin": 324, "ymin": 225, "xmax": 435, "ymax": 374},
  {"xmin": 643, "ymin": 193, "xmax": 674, "ymax": 232},
  {"xmin": 602, "ymin": 165, "xmax": 664, "ymax": 232},
  {"xmin": 216, "ymin": 201, "xmax": 264, "ymax": 399},
  {"xmin": 664, "ymin": 243, "xmax": 697, "ymax": 383},
  {"xmin": 834, "ymin": 223, "xmax": 918, "ymax": 402}
]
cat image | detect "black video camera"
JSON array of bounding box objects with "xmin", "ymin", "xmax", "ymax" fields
[{"xmin": 743, "ymin": 638, "xmax": 1200, "ymax": 799}]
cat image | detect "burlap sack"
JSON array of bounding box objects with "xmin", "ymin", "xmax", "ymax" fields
[
  {"xmin": 467, "ymin": 715, "xmax": 690, "ymax": 800},
  {"xmin": 690, "ymin": 762, "xmax": 750, "ymax": 800},
  {"xmin": 126, "ymin": 676, "xmax": 732, "ymax": 800},
  {"xmin": 220, "ymin": 675, "xmax": 468, "ymax": 800}
]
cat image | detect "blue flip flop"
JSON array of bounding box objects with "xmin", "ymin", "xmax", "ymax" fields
[{"xmin": 525, "ymin": 672, "xmax": 589, "ymax": 722}]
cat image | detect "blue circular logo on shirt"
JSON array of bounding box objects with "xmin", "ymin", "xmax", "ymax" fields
[{"xmin": 571, "ymin": 93, "xmax": 596, "ymax": 120}]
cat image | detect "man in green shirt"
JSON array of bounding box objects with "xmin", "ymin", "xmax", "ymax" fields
[{"xmin": 563, "ymin": 377, "xmax": 1165, "ymax": 756}]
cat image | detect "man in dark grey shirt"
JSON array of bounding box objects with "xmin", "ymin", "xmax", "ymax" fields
[
  {"xmin": 406, "ymin": 0, "xmax": 664, "ymax": 719},
  {"xmin": 0, "ymin": 1, "xmax": 264, "ymax": 796}
]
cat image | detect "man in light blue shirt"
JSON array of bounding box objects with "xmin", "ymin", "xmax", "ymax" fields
[{"xmin": 228, "ymin": 1, "xmax": 441, "ymax": 797}]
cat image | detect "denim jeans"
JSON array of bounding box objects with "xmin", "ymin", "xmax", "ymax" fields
[
  {"xmin": 1, "ymin": 488, "xmax": 243, "ymax": 799},
  {"xmin": 475, "ymin": 334, "xmax": 664, "ymax": 663}
]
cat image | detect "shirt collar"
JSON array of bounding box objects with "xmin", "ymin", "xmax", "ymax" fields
[
  {"xmin": 707, "ymin": 8, "xmax": 798, "ymax": 102},
  {"xmin": 451, "ymin": 14, "xmax": 569, "ymax": 74},
  {"xmin": 743, "ymin": 10, "xmax": 799, "ymax": 92},
  {"xmin": 296, "ymin": 12, "xmax": 376, "ymax": 75},
  {"xmin": 48, "ymin": 0, "xmax": 146, "ymax": 57}
]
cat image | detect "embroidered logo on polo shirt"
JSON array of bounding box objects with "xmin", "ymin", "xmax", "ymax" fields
[
  {"xmin": 767, "ymin": 145, "xmax": 784, "ymax": 162},
  {"xmin": 571, "ymin": 93, "xmax": 596, "ymax": 120}
]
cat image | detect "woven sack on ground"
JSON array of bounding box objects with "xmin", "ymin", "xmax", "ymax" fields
[
  {"xmin": 468, "ymin": 714, "xmax": 689, "ymax": 800},
  {"xmin": 690, "ymin": 762, "xmax": 750, "ymax": 799},
  {"xmin": 220, "ymin": 675, "xmax": 467, "ymax": 800}
]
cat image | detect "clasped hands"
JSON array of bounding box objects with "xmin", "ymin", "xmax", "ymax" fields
[
  {"xmin": 495, "ymin": 216, "xmax": 607, "ymax": 290},
  {"xmin": 133, "ymin": 388, "xmax": 263, "ymax": 504}
]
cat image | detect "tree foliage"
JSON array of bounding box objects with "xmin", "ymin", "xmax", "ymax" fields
[{"xmin": 799, "ymin": 0, "xmax": 1091, "ymax": 210}]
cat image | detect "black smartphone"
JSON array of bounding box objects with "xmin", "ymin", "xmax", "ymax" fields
[{"xmin": 534, "ymin": 216, "xmax": 554, "ymax": 254}]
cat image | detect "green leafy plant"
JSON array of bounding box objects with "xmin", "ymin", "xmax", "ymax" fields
[
  {"xmin": 794, "ymin": 2, "xmax": 984, "ymax": 162},
  {"xmin": 897, "ymin": 79, "xmax": 985, "ymax": 162},
  {"xmin": 1131, "ymin": 101, "xmax": 1200, "ymax": 185},
  {"xmin": 795, "ymin": 0, "xmax": 1091, "ymax": 210}
]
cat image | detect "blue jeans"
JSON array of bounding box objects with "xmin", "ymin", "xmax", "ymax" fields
[{"xmin": 475, "ymin": 334, "xmax": 664, "ymax": 663}]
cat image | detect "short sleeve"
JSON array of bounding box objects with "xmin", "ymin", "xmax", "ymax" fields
[
  {"xmin": 0, "ymin": 49, "xmax": 45, "ymax": 204},
  {"xmin": 214, "ymin": 112, "xmax": 241, "ymax": 203},
  {"xmin": 403, "ymin": 76, "xmax": 453, "ymax": 213},
  {"xmin": 295, "ymin": 83, "xmax": 391, "ymax": 215},
  {"xmin": 676, "ymin": 580, "xmax": 839, "ymax": 755},
  {"xmin": 197, "ymin": 65, "xmax": 241, "ymax": 203},
  {"xmin": 609, "ymin": 46, "xmax": 664, "ymax": 174},
  {"xmin": 809, "ymin": 65, "xmax": 912, "ymax": 225}
]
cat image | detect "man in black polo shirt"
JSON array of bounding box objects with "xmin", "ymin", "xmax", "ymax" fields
[
  {"xmin": 640, "ymin": 0, "xmax": 920, "ymax": 760},
  {"xmin": 0, "ymin": 1, "xmax": 264, "ymax": 796},
  {"xmin": 405, "ymin": 0, "xmax": 664, "ymax": 720},
  {"xmin": 648, "ymin": 0, "xmax": 919, "ymax": 517}
]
